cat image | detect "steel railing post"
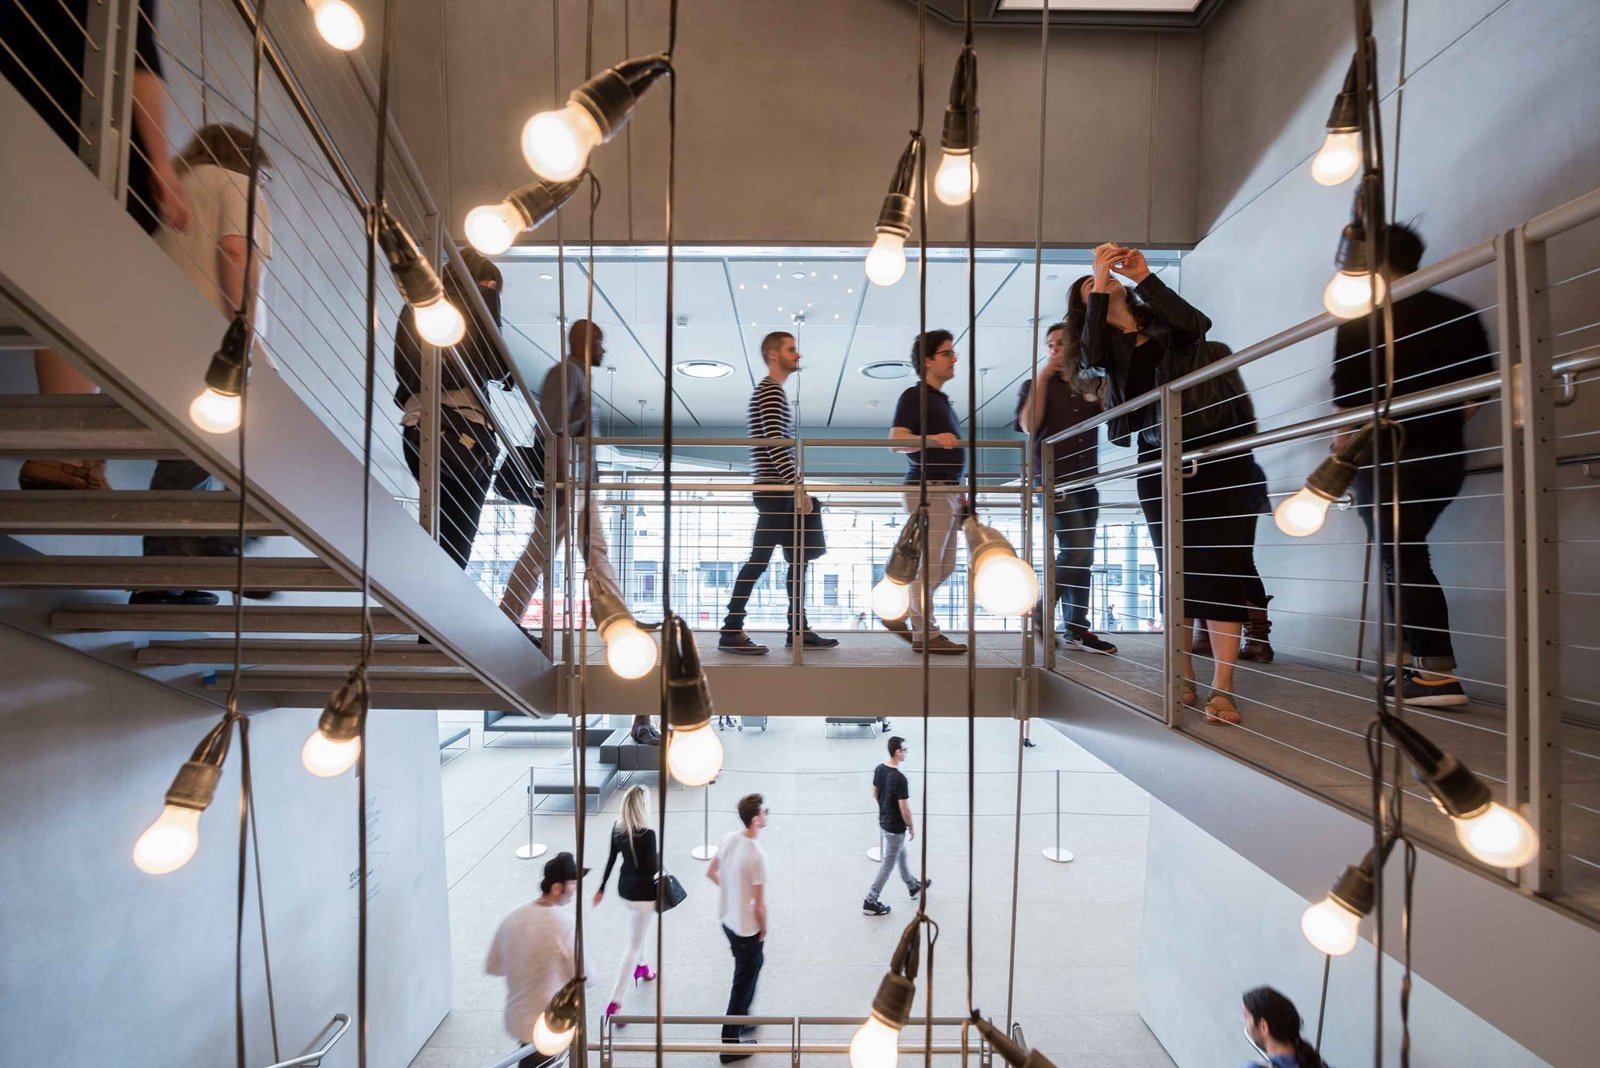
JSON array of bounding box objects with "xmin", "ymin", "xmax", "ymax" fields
[
  {"xmin": 1514, "ymin": 223, "xmax": 1563, "ymax": 896},
  {"xmin": 1042, "ymin": 766, "xmax": 1073, "ymax": 863},
  {"xmin": 1043, "ymin": 449, "xmax": 1057, "ymax": 673},
  {"xmin": 515, "ymin": 766, "xmax": 547, "ymax": 860},
  {"xmin": 416, "ymin": 217, "xmax": 443, "ymax": 545},
  {"xmin": 1159, "ymin": 386, "xmax": 1186, "ymax": 728}
]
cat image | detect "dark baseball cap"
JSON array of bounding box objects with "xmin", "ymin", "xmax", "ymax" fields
[{"xmin": 541, "ymin": 851, "xmax": 589, "ymax": 891}]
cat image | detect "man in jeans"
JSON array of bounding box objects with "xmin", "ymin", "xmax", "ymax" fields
[
  {"xmin": 707, "ymin": 794, "xmax": 769, "ymax": 1063},
  {"xmin": 1015, "ymin": 322, "xmax": 1118, "ymax": 655},
  {"xmin": 1331, "ymin": 224, "xmax": 1492, "ymax": 707},
  {"xmin": 862, "ymin": 736, "xmax": 928, "ymax": 916},
  {"xmin": 719, "ymin": 332, "xmax": 838, "ymax": 654}
]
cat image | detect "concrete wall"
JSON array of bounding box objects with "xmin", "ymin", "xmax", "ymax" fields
[
  {"xmin": 1180, "ymin": 0, "xmax": 1600, "ymax": 696},
  {"xmin": 387, "ymin": 0, "xmax": 1202, "ymax": 248},
  {"xmin": 1139, "ymin": 800, "xmax": 1549, "ymax": 1068},
  {"xmin": 0, "ymin": 625, "xmax": 451, "ymax": 1067}
]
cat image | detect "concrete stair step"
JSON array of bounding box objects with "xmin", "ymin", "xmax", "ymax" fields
[
  {"xmin": 51, "ymin": 603, "xmax": 411, "ymax": 634},
  {"xmin": 0, "ymin": 491, "xmax": 280, "ymax": 535},
  {"xmin": 0, "ymin": 395, "xmax": 181, "ymax": 458},
  {"xmin": 0, "ymin": 555, "xmax": 348, "ymax": 591}
]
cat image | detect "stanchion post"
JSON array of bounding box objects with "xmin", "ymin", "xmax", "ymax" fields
[
  {"xmin": 1042, "ymin": 767, "xmax": 1074, "ymax": 863},
  {"xmin": 691, "ymin": 782, "xmax": 717, "ymax": 861},
  {"xmin": 867, "ymin": 830, "xmax": 884, "ymax": 863},
  {"xmin": 515, "ymin": 765, "xmax": 548, "ymax": 860}
]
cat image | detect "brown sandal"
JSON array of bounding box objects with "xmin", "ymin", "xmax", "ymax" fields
[
  {"xmin": 19, "ymin": 458, "xmax": 110, "ymax": 491},
  {"xmin": 1203, "ymin": 692, "xmax": 1241, "ymax": 725}
]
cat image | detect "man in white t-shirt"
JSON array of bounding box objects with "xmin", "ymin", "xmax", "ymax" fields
[
  {"xmin": 485, "ymin": 852, "xmax": 586, "ymax": 1066},
  {"xmin": 706, "ymin": 793, "xmax": 769, "ymax": 1062}
]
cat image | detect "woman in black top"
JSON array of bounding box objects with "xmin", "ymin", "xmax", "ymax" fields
[
  {"xmin": 594, "ymin": 785, "xmax": 659, "ymax": 1021},
  {"xmin": 1070, "ymin": 245, "xmax": 1256, "ymax": 724}
]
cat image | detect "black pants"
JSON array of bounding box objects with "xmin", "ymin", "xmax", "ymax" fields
[
  {"xmin": 1356, "ymin": 456, "xmax": 1463, "ymax": 665},
  {"xmin": 403, "ymin": 414, "xmax": 497, "ymax": 570},
  {"xmin": 721, "ymin": 925, "xmax": 765, "ymax": 1042},
  {"xmin": 1136, "ymin": 452, "xmax": 1256, "ymax": 624},
  {"xmin": 723, "ymin": 492, "xmax": 811, "ymax": 630},
  {"xmin": 145, "ymin": 459, "xmax": 237, "ymax": 558},
  {"xmin": 1046, "ymin": 487, "xmax": 1099, "ymax": 632}
]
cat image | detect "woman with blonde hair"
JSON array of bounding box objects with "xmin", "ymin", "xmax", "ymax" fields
[{"xmin": 593, "ymin": 784, "xmax": 659, "ymax": 1022}]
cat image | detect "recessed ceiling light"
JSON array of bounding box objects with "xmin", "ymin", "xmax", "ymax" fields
[
  {"xmin": 810, "ymin": 271, "xmax": 817, "ymax": 277},
  {"xmin": 738, "ymin": 283, "xmax": 746, "ymax": 290},
  {"xmin": 847, "ymin": 287, "xmax": 855, "ymax": 294},
  {"xmin": 678, "ymin": 360, "xmax": 734, "ymax": 379},
  {"xmin": 866, "ymin": 399, "xmax": 880, "ymax": 409},
  {"xmin": 774, "ymin": 272, "xmax": 781, "ymax": 279},
  {"xmin": 832, "ymin": 274, "xmax": 838, "ymax": 280},
  {"xmin": 1046, "ymin": 274, "xmax": 1058, "ymax": 281},
  {"xmin": 762, "ymin": 283, "xmax": 768, "ymax": 290},
  {"xmin": 539, "ymin": 272, "xmax": 553, "ymax": 281},
  {"xmin": 833, "ymin": 313, "xmax": 840, "ymax": 319},
  {"xmin": 861, "ymin": 361, "xmax": 913, "ymax": 380},
  {"xmin": 791, "ymin": 271, "xmax": 806, "ymax": 279},
  {"xmin": 777, "ymin": 305, "xmax": 784, "ymax": 311}
]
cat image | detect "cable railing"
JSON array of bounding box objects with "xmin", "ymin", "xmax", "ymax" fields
[
  {"xmin": 598, "ymin": 1014, "xmax": 983, "ymax": 1068},
  {"xmin": 1038, "ymin": 183, "xmax": 1600, "ymax": 922}
]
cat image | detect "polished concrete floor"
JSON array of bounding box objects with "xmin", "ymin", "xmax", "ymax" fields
[{"xmin": 409, "ymin": 714, "xmax": 1175, "ymax": 1068}]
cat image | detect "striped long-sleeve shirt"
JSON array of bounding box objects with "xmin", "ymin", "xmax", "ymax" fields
[{"xmin": 747, "ymin": 375, "xmax": 799, "ymax": 485}]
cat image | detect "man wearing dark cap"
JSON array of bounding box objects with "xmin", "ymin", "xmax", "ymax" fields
[
  {"xmin": 486, "ymin": 851, "xmax": 586, "ymax": 1065},
  {"xmin": 395, "ymin": 248, "xmax": 513, "ymax": 569}
]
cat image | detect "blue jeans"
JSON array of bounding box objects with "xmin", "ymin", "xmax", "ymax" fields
[
  {"xmin": 1048, "ymin": 488, "xmax": 1099, "ymax": 631},
  {"xmin": 867, "ymin": 830, "xmax": 915, "ymax": 902}
]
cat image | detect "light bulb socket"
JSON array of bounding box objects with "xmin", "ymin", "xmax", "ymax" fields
[
  {"xmin": 962, "ymin": 516, "xmax": 1016, "ymax": 572},
  {"xmin": 317, "ymin": 665, "xmax": 368, "ymax": 744},
  {"xmin": 664, "ymin": 615, "xmax": 714, "ymax": 731},
  {"xmin": 1325, "ymin": 58, "xmax": 1360, "ymax": 134},
  {"xmin": 1302, "ymin": 421, "xmax": 1377, "ymax": 501},
  {"xmin": 970, "ymin": 1011, "xmax": 1057, "ymax": 1068},
  {"xmin": 204, "ymin": 317, "xmax": 251, "ymax": 397},
  {"xmin": 1328, "ymin": 859, "xmax": 1376, "ymax": 917},
  {"xmin": 868, "ymin": 972, "xmax": 916, "ymax": 1030},
  {"xmin": 588, "ymin": 572, "xmax": 634, "ymax": 639},
  {"xmin": 875, "ymin": 135, "xmax": 922, "ymax": 239},
  {"xmin": 571, "ymin": 54, "xmax": 672, "ymax": 141},
  {"xmin": 883, "ymin": 509, "xmax": 926, "ymax": 586},
  {"xmin": 1333, "ymin": 193, "xmax": 1384, "ymax": 276},
  {"xmin": 164, "ymin": 758, "xmax": 223, "ymax": 812},
  {"xmin": 542, "ymin": 976, "xmax": 585, "ymax": 1034},
  {"xmin": 1380, "ymin": 714, "xmax": 1494, "ymax": 818},
  {"xmin": 940, "ymin": 48, "xmax": 979, "ymax": 151},
  {"xmin": 375, "ymin": 207, "xmax": 445, "ymax": 307},
  {"xmin": 506, "ymin": 176, "xmax": 585, "ymax": 233}
]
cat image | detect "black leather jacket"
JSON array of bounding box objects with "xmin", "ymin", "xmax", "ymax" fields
[{"xmin": 1078, "ymin": 275, "xmax": 1213, "ymax": 450}]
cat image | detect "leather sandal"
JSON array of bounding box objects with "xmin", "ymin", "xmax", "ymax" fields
[
  {"xmin": 1203, "ymin": 692, "xmax": 1242, "ymax": 725},
  {"xmin": 19, "ymin": 458, "xmax": 110, "ymax": 491}
]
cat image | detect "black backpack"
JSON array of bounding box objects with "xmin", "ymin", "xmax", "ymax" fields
[{"xmin": 492, "ymin": 425, "xmax": 547, "ymax": 508}]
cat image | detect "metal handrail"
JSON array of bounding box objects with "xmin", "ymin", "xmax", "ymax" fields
[
  {"xmin": 598, "ymin": 1014, "xmax": 981, "ymax": 1067},
  {"xmin": 260, "ymin": 1013, "xmax": 350, "ymax": 1068},
  {"xmin": 483, "ymin": 1042, "xmax": 542, "ymax": 1068},
  {"xmin": 590, "ymin": 436, "xmax": 1025, "ymax": 449}
]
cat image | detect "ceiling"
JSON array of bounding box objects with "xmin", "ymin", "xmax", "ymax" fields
[
  {"xmin": 918, "ymin": 0, "xmax": 1225, "ymax": 29},
  {"xmin": 493, "ymin": 246, "xmax": 1179, "ymax": 432}
]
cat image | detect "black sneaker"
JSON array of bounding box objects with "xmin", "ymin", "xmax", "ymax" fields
[
  {"xmin": 1386, "ymin": 668, "xmax": 1469, "ymax": 708},
  {"xmin": 908, "ymin": 877, "xmax": 930, "ymax": 899},
  {"xmin": 785, "ymin": 630, "xmax": 840, "ymax": 649},
  {"xmin": 719, "ymin": 630, "xmax": 769, "ymax": 656},
  {"xmin": 880, "ymin": 719, "xmax": 893, "ymax": 733},
  {"xmin": 720, "ymin": 1038, "xmax": 756, "ymax": 1063},
  {"xmin": 862, "ymin": 898, "xmax": 891, "ymax": 916},
  {"xmin": 1064, "ymin": 628, "xmax": 1117, "ymax": 655},
  {"xmin": 129, "ymin": 589, "xmax": 219, "ymax": 606},
  {"xmin": 518, "ymin": 628, "xmax": 544, "ymax": 651}
]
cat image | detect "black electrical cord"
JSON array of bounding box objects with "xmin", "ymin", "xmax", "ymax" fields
[{"xmin": 959, "ymin": 0, "xmax": 979, "ymax": 1050}]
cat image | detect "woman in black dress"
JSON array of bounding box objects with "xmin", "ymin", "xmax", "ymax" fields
[
  {"xmin": 594, "ymin": 785, "xmax": 659, "ymax": 1021},
  {"xmin": 1069, "ymin": 245, "xmax": 1258, "ymax": 723}
]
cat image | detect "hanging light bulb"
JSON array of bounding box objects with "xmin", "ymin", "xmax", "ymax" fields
[
  {"xmin": 1311, "ymin": 60, "xmax": 1361, "ymax": 186},
  {"xmin": 532, "ymin": 977, "xmax": 584, "ymax": 1055},
  {"xmin": 522, "ymin": 56, "xmax": 672, "ymax": 181},
  {"xmin": 190, "ymin": 316, "xmax": 250, "ymax": 434},
  {"xmin": 1300, "ymin": 845, "xmax": 1379, "ymax": 956},
  {"xmin": 376, "ymin": 208, "xmax": 468, "ymax": 347},
  {"xmin": 590, "ymin": 574, "xmax": 660, "ymax": 680},
  {"xmin": 963, "ymin": 517, "xmax": 1037, "ymax": 616},
  {"xmin": 133, "ymin": 726, "xmax": 229, "ymax": 875},
  {"xmin": 412, "ymin": 295, "xmax": 467, "ymax": 347},
  {"xmin": 664, "ymin": 615, "xmax": 723, "ymax": 786},
  {"xmin": 1323, "ymin": 207, "xmax": 1387, "ymax": 320},
  {"xmin": 866, "ymin": 135, "xmax": 920, "ymax": 287},
  {"xmin": 465, "ymin": 176, "xmax": 585, "ymax": 256},
  {"xmin": 1383, "ymin": 715, "xmax": 1541, "ymax": 869},
  {"xmin": 873, "ymin": 509, "xmax": 925, "ymax": 622},
  {"xmin": 305, "ymin": 0, "xmax": 364, "ymax": 51},
  {"xmin": 302, "ymin": 666, "xmax": 366, "ymax": 778},
  {"xmin": 1274, "ymin": 423, "xmax": 1373, "ymax": 537},
  {"xmin": 851, "ymin": 917, "xmax": 927, "ymax": 1068},
  {"xmin": 933, "ymin": 48, "xmax": 979, "ymax": 208}
]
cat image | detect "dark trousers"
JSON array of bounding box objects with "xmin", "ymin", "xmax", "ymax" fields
[
  {"xmin": 1356, "ymin": 456, "xmax": 1463, "ymax": 665},
  {"xmin": 403, "ymin": 415, "xmax": 497, "ymax": 570},
  {"xmin": 721, "ymin": 925, "xmax": 765, "ymax": 1042},
  {"xmin": 145, "ymin": 460, "xmax": 236, "ymax": 558},
  {"xmin": 1047, "ymin": 487, "xmax": 1099, "ymax": 632},
  {"xmin": 723, "ymin": 492, "xmax": 808, "ymax": 630},
  {"xmin": 1135, "ymin": 452, "xmax": 1256, "ymax": 624}
]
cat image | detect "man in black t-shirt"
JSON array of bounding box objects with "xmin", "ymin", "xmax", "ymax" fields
[
  {"xmin": 1330, "ymin": 224, "xmax": 1492, "ymax": 708},
  {"xmin": 862, "ymin": 736, "xmax": 927, "ymax": 915},
  {"xmin": 886, "ymin": 330, "xmax": 968, "ymax": 655},
  {"xmin": 1016, "ymin": 322, "xmax": 1117, "ymax": 655}
]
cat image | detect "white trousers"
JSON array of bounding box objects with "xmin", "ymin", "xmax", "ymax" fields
[
  {"xmin": 499, "ymin": 489, "xmax": 619, "ymax": 622},
  {"xmin": 609, "ymin": 898, "xmax": 656, "ymax": 1006},
  {"xmin": 904, "ymin": 491, "xmax": 962, "ymax": 637}
]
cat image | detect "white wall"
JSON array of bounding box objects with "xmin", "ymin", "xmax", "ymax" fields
[
  {"xmin": 0, "ymin": 625, "xmax": 451, "ymax": 1067},
  {"xmin": 1139, "ymin": 800, "xmax": 1549, "ymax": 1068},
  {"xmin": 1180, "ymin": 0, "xmax": 1600, "ymax": 694}
]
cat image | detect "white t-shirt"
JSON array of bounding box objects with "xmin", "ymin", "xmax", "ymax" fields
[
  {"xmin": 716, "ymin": 831, "xmax": 767, "ymax": 937},
  {"xmin": 156, "ymin": 162, "xmax": 273, "ymax": 320},
  {"xmin": 484, "ymin": 900, "xmax": 576, "ymax": 1043}
]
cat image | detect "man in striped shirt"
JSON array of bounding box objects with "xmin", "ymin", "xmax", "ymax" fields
[{"xmin": 719, "ymin": 332, "xmax": 839, "ymax": 654}]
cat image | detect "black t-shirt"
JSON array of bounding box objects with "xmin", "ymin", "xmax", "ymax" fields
[
  {"xmin": 1014, "ymin": 373, "xmax": 1102, "ymax": 481},
  {"xmin": 892, "ymin": 383, "xmax": 964, "ymax": 484},
  {"xmin": 873, "ymin": 763, "xmax": 910, "ymax": 833},
  {"xmin": 1332, "ymin": 290, "xmax": 1492, "ymax": 463}
]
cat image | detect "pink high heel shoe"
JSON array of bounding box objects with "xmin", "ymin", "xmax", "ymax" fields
[
  {"xmin": 605, "ymin": 1001, "xmax": 624, "ymax": 1028},
  {"xmin": 633, "ymin": 963, "xmax": 657, "ymax": 985}
]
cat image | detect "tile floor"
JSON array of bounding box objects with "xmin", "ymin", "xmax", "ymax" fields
[{"xmin": 409, "ymin": 712, "xmax": 1175, "ymax": 1068}]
